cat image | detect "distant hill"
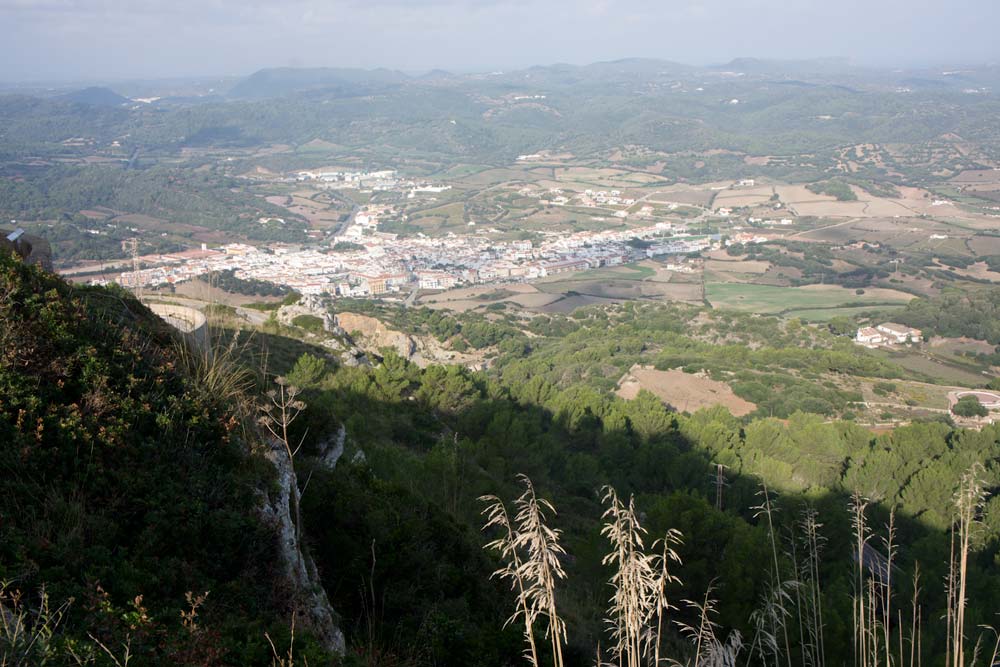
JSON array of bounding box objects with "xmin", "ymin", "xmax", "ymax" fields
[
  {"xmin": 416, "ymin": 68, "xmax": 459, "ymax": 81},
  {"xmin": 58, "ymin": 85, "xmax": 128, "ymax": 106},
  {"xmin": 228, "ymin": 66, "xmax": 410, "ymax": 99},
  {"xmin": 511, "ymin": 58, "xmax": 695, "ymax": 84},
  {"xmin": 583, "ymin": 57, "xmax": 696, "ymax": 75},
  {"xmin": 716, "ymin": 57, "xmax": 855, "ymax": 73}
]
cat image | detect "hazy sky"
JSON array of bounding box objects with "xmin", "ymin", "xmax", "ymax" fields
[{"xmin": 1, "ymin": 0, "xmax": 998, "ymax": 81}]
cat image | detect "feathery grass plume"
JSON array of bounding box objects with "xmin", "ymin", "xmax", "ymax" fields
[
  {"xmin": 748, "ymin": 580, "xmax": 796, "ymax": 667},
  {"xmin": 908, "ymin": 565, "xmax": 921, "ymax": 667},
  {"xmin": 975, "ymin": 624, "xmax": 1000, "ymax": 667},
  {"xmin": 786, "ymin": 528, "xmax": 806, "ymax": 667},
  {"xmin": 752, "ymin": 482, "xmax": 793, "ymax": 667},
  {"xmin": 796, "ymin": 508, "xmax": 826, "ymax": 667},
  {"xmin": 674, "ymin": 585, "xmax": 743, "ymax": 667},
  {"xmin": 850, "ymin": 493, "xmax": 872, "ymax": 667},
  {"xmin": 880, "ymin": 511, "xmax": 896, "ymax": 667},
  {"xmin": 847, "ymin": 498, "xmax": 899, "ymax": 667},
  {"xmin": 513, "ymin": 474, "xmax": 568, "ymax": 667},
  {"xmin": 174, "ymin": 327, "xmax": 258, "ymax": 425},
  {"xmin": 947, "ymin": 464, "xmax": 988, "ymax": 667},
  {"xmin": 652, "ymin": 529, "xmax": 684, "ymax": 667},
  {"xmin": 480, "ymin": 492, "xmax": 540, "ymax": 667},
  {"xmin": 600, "ymin": 486, "xmax": 658, "ymax": 667}
]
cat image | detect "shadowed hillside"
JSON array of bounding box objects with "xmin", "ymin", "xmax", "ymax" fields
[{"xmin": 0, "ymin": 249, "xmax": 341, "ymax": 664}]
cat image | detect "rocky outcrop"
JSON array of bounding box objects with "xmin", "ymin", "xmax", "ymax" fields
[
  {"xmin": 260, "ymin": 442, "xmax": 345, "ymax": 655},
  {"xmin": 277, "ymin": 294, "xmax": 329, "ymax": 328},
  {"xmin": 335, "ymin": 312, "xmax": 416, "ymax": 359},
  {"xmin": 1, "ymin": 229, "xmax": 53, "ymax": 272},
  {"xmin": 316, "ymin": 424, "xmax": 347, "ymax": 470}
]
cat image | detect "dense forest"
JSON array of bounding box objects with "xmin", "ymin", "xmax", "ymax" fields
[
  {"xmin": 199, "ymin": 268, "xmax": 292, "ymax": 297},
  {"xmin": 291, "ymin": 342, "xmax": 1000, "ymax": 666},
  {"xmin": 0, "ymin": 163, "xmax": 309, "ymax": 244},
  {"xmin": 892, "ymin": 290, "xmax": 1000, "ymax": 345}
]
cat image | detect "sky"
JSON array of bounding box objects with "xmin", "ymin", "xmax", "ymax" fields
[{"xmin": 1, "ymin": 0, "xmax": 999, "ymax": 82}]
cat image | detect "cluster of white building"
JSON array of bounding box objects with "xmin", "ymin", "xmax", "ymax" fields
[
  {"xmin": 292, "ymin": 169, "xmax": 451, "ymax": 197},
  {"xmin": 854, "ymin": 323, "xmax": 924, "ymax": 347},
  {"xmin": 725, "ymin": 232, "xmax": 770, "ymax": 246},
  {"xmin": 105, "ymin": 221, "xmax": 718, "ymax": 298},
  {"xmin": 295, "ymin": 169, "xmax": 397, "ymax": 185},
  {"xmin": 579, "ymin": 189, "xmax": 637, "ymax": 208}
]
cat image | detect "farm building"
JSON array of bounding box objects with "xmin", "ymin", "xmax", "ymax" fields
[
  {"xmin": 876, "ymin": 323, "xmax": 922, "ymax": 344},
  {"xmin": 855, "ymin": 327, "xmax": 885, "ymax": 346}
]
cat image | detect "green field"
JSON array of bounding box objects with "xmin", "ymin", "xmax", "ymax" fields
[
  {"xmin": 871, "ymin": 349, "xmax": 989, "ymax": 386},
  {"xmin": 706, "ymin": 282, "xmax": 912, "ymax": 316},
  {"xmin": 407, "ymin": 201, "xmax": 467, "ymax": 231},
  {"xmin": 436, "ymin": 164, "xmax": 493, "ymax": 179},
  {"xmin": 541, "ymin": 263, "xmax": 656, "ymax": 283}
]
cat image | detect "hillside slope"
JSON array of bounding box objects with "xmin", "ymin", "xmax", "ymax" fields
[{"xmin": 0, "ymin": 249, "xmax": 341, "ymax": 664}]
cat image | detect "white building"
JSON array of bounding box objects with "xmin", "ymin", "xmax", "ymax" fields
[
  {"xmin": 855, "ymin": 323, "xmax": 923, "ymax": 347},
  {"xmin": 855, "ymin": 327, "xmax": 885, "ymax": 346},
  {"xmin": 876, "ymin": 323, "xmax": 922, "ymax": 344}
]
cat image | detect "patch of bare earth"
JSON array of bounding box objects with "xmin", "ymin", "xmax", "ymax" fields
[{"xmin": 616, "ymin": 365, "xmax": 756, "ymax": 416}]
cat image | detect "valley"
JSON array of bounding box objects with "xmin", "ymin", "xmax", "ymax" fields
[{"xmin": 3, "ymin": 55, "xmax": 1000, "ymax": 667}]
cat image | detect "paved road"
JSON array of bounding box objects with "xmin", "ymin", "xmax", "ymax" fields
[
  {"xmin": 403, "ymin": 285, "xmax": 420, "ymax": 308},
  {"xmin": 789, "ymin": 217, "xmax": 862, "ymax": 239},
  {"xmin": 235, "ymin": 307, "xmax": 270, "ymax": 326},
  {"xmin": 139, "ymin": 295, "xmax": 271, "ymax": 327},
  {"xmin": 862, "ymin": 400, "xmax": 950, "ymax": 414}
]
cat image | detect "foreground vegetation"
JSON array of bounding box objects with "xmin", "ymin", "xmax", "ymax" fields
[
  {"xmin": 0, "ymin": 250, "xmax": 333, "ymax": 664},
  {"xmin": 285, "ymin": 318, "xmax": 1000, "ymax": 665}
]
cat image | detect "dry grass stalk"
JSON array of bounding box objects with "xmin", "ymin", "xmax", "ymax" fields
[
  {"xmin": 513, "ymin": 474, "xmax": 568, "ymax": 667},
  {"xmin": 948, "ymin": 464, "xmax": 988, "ymax": 667},
  {"xmin": 850, "ymin": 493, "xmax": 871, "ymax": 667},
  {"xmin": 976, "ymin": 624, "xmax": 1000, "ymax": 667},
  {"xmin": 266, "ymin": 613, "xmax": 303, "ymax": 667},
  {"xmin": 259, "ymin": 376, "xmax": 308, "ymax": 541},
  {"xmin": 797, "ymin": 509, "xmax": 826, "ymax": 667},
  {"xmin": 600, "ymin": 486, "xmax": 682, "ymax": 667},
  {"xmin": 480, "ymin": 493, "xmax": 540, "ymax": 667},
  {"xmin": 847, "ymin": 498, "xmax": 918, "ymax": 667},
  {"xmin": 653, "ymin": 529, "xmax": 684, "ymax": 667},
  {"xmin": 601, "ymin": 486, "xmax": 655, "ymax": 667},
  {"xmin": 747, "ymin": 579, "xmax": 795, "ymax": 667},
  {"xmin": 674, "ymin": 586, "xmax": 743, "ymax": 667},
  {"xmin": 909, "ymin": 565, "xmax": 921, "ymax": 667},
  {"xmin": 753, "ymin": 483, "xmax": 792, "ymax": 667},
  {"xmin": 480, "ymin": 475, "xmax": 567, "ymax": 667},
  {"xmin": 880, "ymin": 511, "xmax": 896, "ymax": 667}
]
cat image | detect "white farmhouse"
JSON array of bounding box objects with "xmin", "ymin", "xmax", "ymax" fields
[
  {"xmin": 876, "ymin": 323, "xmax": 922, "ymax": 344},
  {"xmin": 855, "ymin": 327, "xmax": 885, "ymax": 346}
]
